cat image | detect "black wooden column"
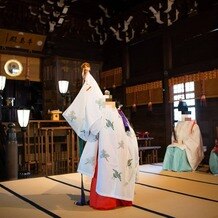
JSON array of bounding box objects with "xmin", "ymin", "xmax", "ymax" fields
[
  {"xmin": 162, "ymin": 31, "xmax": 173, "ymax": 146},
  {"xmin": 122, "ymin": 46, "xmax": 130, "ymax": 83},
  {"xmin": 0, "ymin": 123, "xmax": 6, "ymax": 181},
  {"xmin": 5, "ymin": 123, "xmax": 18, "ymax": 180},
  {"xmin": 122, "ymin": 46, "xmax": 130, "ymax": 116}
]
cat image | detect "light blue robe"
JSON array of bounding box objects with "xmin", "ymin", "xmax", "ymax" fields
[
  {"xmin": 209, "ymin": 150, "xmax": 218, "ymax": 175},
  {"xmin": 163, "ymin": 121, "xmax": 204, "ymax": 172}
]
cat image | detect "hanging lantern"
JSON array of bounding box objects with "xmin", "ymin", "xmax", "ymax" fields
[
  {"xmin": 0, "ymin": 75, "xmax": 6, "ymax": 92},
  {"xmin": 58, "ymin": 80, "xmax": 69, "ymax": 95},
  {"xmin": 0, "ymin": 75, "xmax": 6, "ymax": 107},
  {"xmin": 17, "ymin": 109, "xmax": 30, "ymax": 132}
]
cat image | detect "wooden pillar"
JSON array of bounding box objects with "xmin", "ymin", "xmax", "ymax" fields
[
  {"xmin": 5, "ymin": 123, "xmax": 18, "ymax": 180},
  {"xmin": 122, "ymin": 46, "xmax": 130, "ymax": 109},
  {"xmin": 162, "ymin": 31, "xmax": 173, "ymax": 146},
  {"xmin": 122, "ymin": 46, "xmax": 130, "ymax": 83},
  {"xmin": 0, "ymin": 123, "xmax": 6, "ymax": 181}
]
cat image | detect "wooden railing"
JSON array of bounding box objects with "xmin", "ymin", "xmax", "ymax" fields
[
  {"xmin": 24, "ymin": 120, "xmax": 78, "ymax": 176},
  {"xmin": 3, "ymin": 120, "xmax": 79, "ymax": 177}
]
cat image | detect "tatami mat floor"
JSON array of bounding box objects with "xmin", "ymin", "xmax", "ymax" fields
[{"xmin": 0, "ymin": 163, "xmax": 217, "ymax": 218}]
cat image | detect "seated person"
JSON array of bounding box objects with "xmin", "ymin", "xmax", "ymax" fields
[
  {"xmin": 163, "ymin": 111, "xmax": 204, "ymax": 172},
  {"xmin": 209, "ymin": 138, "xmax": 218, "ymax": 175}
]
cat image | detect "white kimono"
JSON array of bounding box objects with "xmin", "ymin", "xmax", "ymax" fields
[
  {"xmin": 63, "ymin": 72, "xmax": 139, "ymax": 201},
  {"xmin": 168, "ymin": 120, "xmax": 204, "ymax": 170}
]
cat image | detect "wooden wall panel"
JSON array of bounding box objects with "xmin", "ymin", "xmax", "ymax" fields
[
  {"xmin": 100, "ymin": 67, "xmax": 122, "ymax": 89},
  {"xmin": 126, "ymin": 91, "xmax": 135, "ymax": 107},
  {"xmin": 204, "ymin": 79, "xmax": 218, "ymax": 98},
  {"xmin": 0, "ymin": 54, "xmax": 41, "ymax": 81},
  {"xmin": 150, "ymin": 88, "xmax": 163, "ymax": 104},
  {"xmin": 137, "ymin": 90, "xmax": 148, "ymax": 105},
  {"xmin": 126, "ymin": 81, "xmax": 163, "ymax": 107},
  {"xmin": 194, "ymin": 78, "xmax": 218, "ymax": 99}
]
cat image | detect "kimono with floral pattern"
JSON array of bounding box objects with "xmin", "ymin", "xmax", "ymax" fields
[{"xmin": 63, "ymin": 72, "xmax": 139, "ymax": 201}]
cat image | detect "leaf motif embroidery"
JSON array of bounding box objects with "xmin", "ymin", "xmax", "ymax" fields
[
  {"xmin": 69, "ymin": 111, "xmax": 77, "ymax": 122},
  {"xmin": 112, "ymin": 169, "xmax": 122, "ymax": 181},
  {"xmin": 127, "ymin": 159, "xmax": 133, "ymax": 168},
  {"xmin": 80, "ymin": 130, "xmax": 85, "ymax": 135},
  {"xmin": 118, "ymin": 140, "xmax": 124, "ymax": 149},
  {"xmin": 96, "ymin": 98, "xmax": 104, "ymax": 109},
  {"xmin": 85, "ymin": 156, "xmax": 95, "ymax": 166},
  {"xmin": 106, "ymin": 119, "xmax": 114, "ymax": 130},
  {"xmin": 100, "ymin": 149, "xmax": 110, "ymax": 161}
]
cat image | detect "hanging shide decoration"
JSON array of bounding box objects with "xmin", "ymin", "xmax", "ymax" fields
[
  {"xmin": 148, "ymin": 89, "xmax": 152, "ymax": 111},
  {"xmin": 132, "ymin": 103, "xmax": 137, "ymax": 112},
  {"xmin": 112, "ymin": 70, "xmax": 116, "ymax": 89},
  {"xmin": 200, "ymin": 78, "xmax": 206, "ymax": 107},
  {"xmin": 132, "ymin": 86, "xmax": 138, "ymax": 112},
  {"xmin": 148, "ymin": 101, "xmax": 152, "ymax": 111},
  {"xmin": 103, "ymin": 76, "xmax": 106, "ymax": 90}
]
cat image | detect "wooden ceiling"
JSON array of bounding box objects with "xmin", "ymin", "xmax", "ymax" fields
[{"xmin": 0, "ymin": 0, "xmax": 217, "ymax": 54}]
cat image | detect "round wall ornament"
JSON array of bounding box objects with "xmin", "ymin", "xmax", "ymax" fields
[{"xmin": 4, "ymin": 59, "xmax": 23, "ymax": 77}]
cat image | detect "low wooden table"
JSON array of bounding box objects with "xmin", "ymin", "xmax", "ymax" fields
[
  {"xmin": 137, "ymin": 137, "xmax": 154, "ymax": 147},
  {"xmin": 138, "ymin": 146, "xmax": 161, "ymax": 165}
]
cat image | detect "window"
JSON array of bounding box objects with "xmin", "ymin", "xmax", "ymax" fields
[{"xmin": 173, "ymin": 81, "xmax": 196, "ymax": 123}]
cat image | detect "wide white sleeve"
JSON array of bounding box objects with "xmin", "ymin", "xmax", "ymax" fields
[
  {"xmin": 63, "ymin": 73, "xmax": 104, "ymax": 141},
  {"xmin": 183, "ymin": 122, "xmax": 204, "ymax": 170}
]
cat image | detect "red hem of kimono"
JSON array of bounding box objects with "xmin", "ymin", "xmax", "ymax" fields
[{"xmin": 89, "ymin": 163, "xmax": 132, "ymax": 210}]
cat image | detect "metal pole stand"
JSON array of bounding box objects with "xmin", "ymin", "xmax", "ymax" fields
[{"xmin": 74, "ymin": 174, "xmax": 88, "ymax": 206}]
